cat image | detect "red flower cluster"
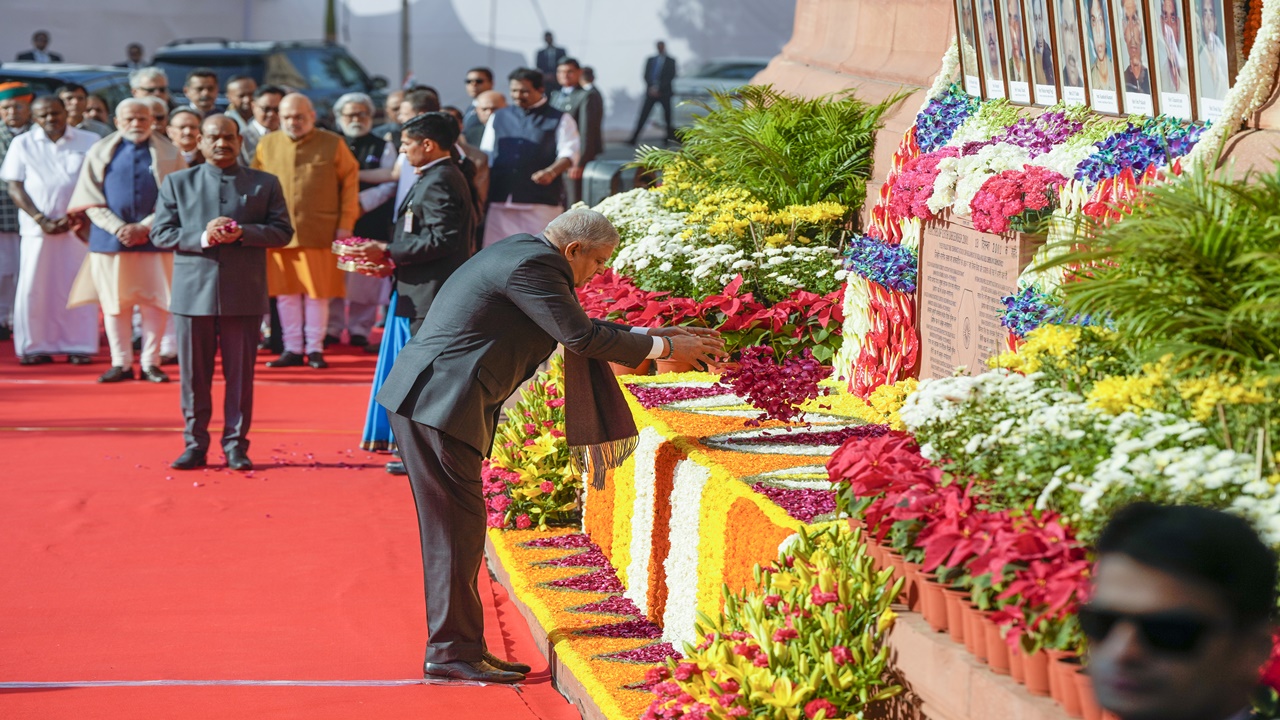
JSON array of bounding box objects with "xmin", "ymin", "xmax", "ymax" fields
[
  {"xmin": 717, "ymin": 346, "xmax": 831, "ymax": 425},
  {"xmin": 969, "ymin": 164, "xmax": 1066, "ymax": 234},
  {"xmin": 850, "ymin": 279, "xmax": 918, "ymax": 398},
  {"xmin": 482, "ymin": 460, "xmax": 519, "ymax": 528},
  {"xmin": 888, "ymin": 147, "xmax": 959, "ymax": 221}
]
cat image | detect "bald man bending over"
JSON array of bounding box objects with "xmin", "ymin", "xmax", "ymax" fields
[{"xmin": 252, "ymin": 93, "xmax": 360, "ymax": 369}]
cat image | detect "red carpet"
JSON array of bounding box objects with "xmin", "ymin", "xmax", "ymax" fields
[{"xmin": 0, "ymin": 337, "xmax": 579, "ymax": 720}]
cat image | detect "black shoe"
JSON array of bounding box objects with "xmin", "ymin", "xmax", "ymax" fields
[
  {"xmin": 349, "ymin": 334, "xmax": 369, "ymax": 347},
  {"xmin": 140, "ymin": 366, "xmax": 170, "ymax": 383},
  {"xmin": 364, "ymin": 342, "xmax": 381, "ymax": 354},
  {"xmin": 97, "ymin": 366, "xmax": 134, "ymax": 383},
  {"xmin": 266, "ymin": 351, "xmax": 304, "ymax": 368},
  {"xmin": 19, "ymin": 354, "xmax": 53, "ymax": 365},
  {"xmin": 307, "ymin": 351, "xmax": 328, "ymax": 369},
  {"xmin": 171, "ymin": 448, "xmax": 207, "ymax": 470},
  {"xmin": 159, "ymin": 354, "xmax": 179, "ymax": 366},
  {"xmin": 67, "ymin": 354, "xmax": 93, "ymax": 365},
  {"xmin": 322, "ymin": 334, "xmax": 341, "ymax": 348},
  {"xmin": 225, "ymin": 448, "xmax": 253, "ymax": 471},
  {"xmin": 386, "ymin": 461, "xmax": 407, "ymax": 475},
  {"xmin": 423, "ymin": 659, "xmax": 523, "ymax": 684},
  {"xmin": 482, "ymin": 651, "xmax": 532, "ymax": 674},
  {"xmin": 132, "ymin": 336, "xmax": 142, "ymax": 351}
]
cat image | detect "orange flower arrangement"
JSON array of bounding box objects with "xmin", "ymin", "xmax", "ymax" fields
[{"xmin": 1244, "ymin": 0, "xmax": 1263, "ymax": 58}]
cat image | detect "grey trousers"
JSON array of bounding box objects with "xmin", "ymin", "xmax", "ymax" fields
[
  {"xmin": 175, "ymin": 314, "xmax": 259, "ymax": 455},
  {"xmin": 387, "ymin": 413, "xmax": 487, "ymax": 665}
]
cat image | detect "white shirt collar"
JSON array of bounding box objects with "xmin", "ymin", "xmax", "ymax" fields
[
  {"xmin": 582, "ymin": 83, "xmax": 594, "ymax": 91},
  {"xmin": 250, "ymin": 119, "xmax": 271, "ymax": 136},
  {"xmin": 414, "ymin": 155, "xmax": 450, "ymax": 174}
]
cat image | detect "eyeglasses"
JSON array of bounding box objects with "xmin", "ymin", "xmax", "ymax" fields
[
  {"xmin": 465, "ymin": 78, "xmax": 487, "ymax": 85},
  {"xmin": 1077, "ymin": 605, "xmax": 1222, "ymax": 655},
  {"xmin": 137, "ymin": 86, "xmax": 168, "ymax": 94}
]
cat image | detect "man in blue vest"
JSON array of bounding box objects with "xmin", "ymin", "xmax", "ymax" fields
[{"xmin": 479, "ymin": 67, "xmax": 579, "ymax": 249}]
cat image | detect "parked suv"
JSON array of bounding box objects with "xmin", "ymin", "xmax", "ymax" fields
[
  {"xmin": 0, "ymin": 62, "xmax": 132, "ymax": 110},
  {"xmin": 151, "ymin": 39, "xmax": 388, "ymax": 127}
]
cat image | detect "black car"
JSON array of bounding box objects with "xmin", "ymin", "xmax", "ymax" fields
[
  {"xmin": 0, "ymin": 62, "xmax": 133, "ymax": 109},
  {"xmin": 151, "ymin": 39, "xmax": 388, "ymax": 127}
]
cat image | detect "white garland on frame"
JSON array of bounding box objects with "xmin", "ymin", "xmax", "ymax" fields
[{"xmin": 921, "ymin": 38, "xmax": 962, "ymax": 111}]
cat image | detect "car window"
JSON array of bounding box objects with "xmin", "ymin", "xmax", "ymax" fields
[
  {"xmin": 89, "ymin": 77, "xmax": 133, "ymax": 111},
  {"xmin": 153, "ymin": 56, "xmax": 264, "ymax": 94},
  {"xmin": 284, "ymin": 49, "xmax": 364, "ymax": 91},
  {"xmin": 701, "ymin": 64, "xmax": 767, "ymax": 80}
]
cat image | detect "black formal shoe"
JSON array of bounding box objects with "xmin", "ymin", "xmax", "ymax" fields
[
  {"xmin": 385, "ymin": 461, "xmax": 407, "ymax": 475},
  {"xmin": 159, "ymin": 354, "xmax": 179, "ymax": 366},
  {"xmin": 19, "ymin": 354, "xmax": 53, "ymax": 365},
  {"xmin": 482, "ymin": 651, "xmax": 532, "ymax": 675},
  {"xmin": 307, "ymin": 351, "xmax": 328, "ymax": 369},
  {"xmin": 67, "ymin": 354, "xmax": 93, "ymax": 365},
  {"xmin": 225, "ymin": 448, "xmax": 253, "ymax": 471},
  {"xmin": 423, "ymin": 659, "xmax": 523, "ymax": 684},
  {"xmin": 322, "ymin": 334, "xmax": 341, "ymax": 348},
  {"xmin": 171, "ymin": 449, "xmax": 207, "ymax": 470},
  {"xmin": 349, "ymin": 334, "xmax": 369, "ymax": 347},
  {"xmin": 97, "ymin": 366, "xmax": 134, "ymax": 383},
  {"xmin": 266, "ymin": 351, "xmax": 304, "ymax": 368},
  {"xmin": 140, "ymin": 366, "xmax": 170, "ymax": 383}
]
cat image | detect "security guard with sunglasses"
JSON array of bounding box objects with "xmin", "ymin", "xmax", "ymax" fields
[{"xmin": 1084, "ymin": 503, "xmax": 1277, "ymax": 720}]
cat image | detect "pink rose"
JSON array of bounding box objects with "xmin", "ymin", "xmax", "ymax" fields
[{"xmin": 830, "ymin": 645, "xmax": 853, "ymax": 665}]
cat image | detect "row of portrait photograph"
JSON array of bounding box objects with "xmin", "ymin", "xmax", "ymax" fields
[{"xmin": 957, "ymin": 0, "xmax": 1236, "ymax": 122}]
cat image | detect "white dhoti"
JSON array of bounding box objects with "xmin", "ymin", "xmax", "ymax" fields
[
  {"xmin": 0, "ymin": 230, "xmax": 18, "ymax": 327},
  {"xmin": 481, "ymin": 202, "xmax": 564, "ymax": 249},
  {"xmin": 68, "ymin": 252, "xmax": 173, "ymax": 368},
  {"xmin": 13, "ymin": 232, "xmax": 99, "ymax": 357}
]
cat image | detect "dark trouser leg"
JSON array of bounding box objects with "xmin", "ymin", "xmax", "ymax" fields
[
  {"xmin": 387, "ymin": 413, "xmax": 487, "ymax": 665},
  {"xmin": 629, "ymin": 95, "xmax": 658, "ymax": 143},
  {"xmin": 219, "ymin": 315, "xmax": 260, "ymax": 455},
  {"xmin": 660, "ymin": 94, "xmax": 675, "ymax": 140},
  {"xmin": 176, "ymin": 314, "xmax": 215, "ymax": 453}
]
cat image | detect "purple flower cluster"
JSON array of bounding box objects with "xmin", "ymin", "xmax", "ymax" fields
[
  {"xmin": 752, "ymin": 483, "xmax": 837, "ymax": 522},
  {"xmin": 914, "ymin": 85, "xmax": 980, "ymax": 153},
  {"xmin": 988, "ymin": 112, "xmax": 1084, "ymax": 158},
  {"xmin": 843, "ymin": 233, "xmax": 919, "ymax": 294},
  {"xmin": 602, "ymin": 643, "xmax": 682, "ymax": 664},
  {"xmin": 718, "ymin": 346, "xmax": 832, "ymax": 425},
  {"xmin": 1074, "ymin": 118, "xmax": 1206, "ymax": 184},
  {"xmin": 726, "ymin": 424, "xmax": 891, "ymax": 447},
  {"xmin": 574, "ymin": 596, "xmax": 643, "ymax": 617},
  {"xmin": 548, "ymin": 568, "xmax": 625, "ymax": 593},
  {"xmin": 522, "ymin": 533, "xmax": 596, "ymax": 550},
  {"xmin": 580, "ymin": 619, "xmax": 665, "ymax": 639},
  {"xmin": 999, "ymin": 285, "xmax": 1064, "ymax": 338},
  {"xmin": 540, "ymin": 547, "xmax": 610, "ymax": 568},
  {"xmin": 624, "ymin": 383, "xmax": 729, "ymax": 409}
]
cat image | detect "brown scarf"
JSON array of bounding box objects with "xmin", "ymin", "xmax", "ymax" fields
[{"xmin": 563, "ymin": 351, "xmax": 638, "ymax": 489}]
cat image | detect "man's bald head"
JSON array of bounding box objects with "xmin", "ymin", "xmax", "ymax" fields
[
  {"xmin": 279, "ymin": 93, "xmax": 316, "ymax": 139},
  {"xmin": 474, "ymin": 90, "xmax": 506, "ymax": 125},
  {"xmin": 199, "ymin": 114, "xmax": 242, "ymax": 168}
]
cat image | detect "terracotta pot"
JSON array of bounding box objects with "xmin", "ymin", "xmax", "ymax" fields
[
  {"xmin": 918, "ymin": 575, "xmax": 948, "ymax": 632},
  {"xmin": 1008, "ymin": 639, "xmax": 1026, "ymax": 684},
  {"xmin": 1046, "ymin": 650, "xmax": 1082, "ymax": 717},
  {"xmin": 653, "ymin": 358, "xmax": 697, "ymax": 375},
  {"xmin": 942, "ymin": 589, "xmax": 968, "ymax": 644},
  {"xmin": 1074, "ymin": 668, "xmax": 1103, "ymax": 720},
  {"xmin": 609, "ymin": 358, "xmax": 652, "ymax": 378},
  {"xmin": 902, "ymin": 561, "xmax": 923, "ymax": 611},
  {"xmin": 884, "ymin": 552, "xmax": 909, "ymax": 604},
  {"xmin": 983, "ymin": 615, "xmax": 1010, "ymax": 675},
  {"xmin": 1023, "ymin": 648, "xmax": 1052, "ymax": 696},
  {"xmin": 963, "ymin": 605, "xmax": 987, "ymax": 663}
]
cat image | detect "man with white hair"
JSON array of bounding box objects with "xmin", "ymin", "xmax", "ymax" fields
[
  {"xmin": 253, "ymin": 93, "xmax": 360, "ymax": 369},
  {"xmin": 327, "ymin": 91, "xmax": 396, "ymax": 349},
  {"xmin": 377, "ymin": 208, "xmax": 724, "ymax": 684},
  {"xmin": 130, "ymin": 67, "xmax": 171, "ymax": 105},
  {"xmin": 67, "ymin": 98, "xmax": 186, "ymax": 382}
]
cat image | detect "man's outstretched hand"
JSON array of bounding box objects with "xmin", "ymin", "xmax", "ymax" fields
[{"xmin": 652, "ymin": 326, "xmax": 725, "ymax": 368}]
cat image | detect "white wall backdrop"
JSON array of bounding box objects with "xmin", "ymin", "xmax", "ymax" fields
[{"xmin": 2, "ymin": 0, "xmax": 792, "ymax": 132}]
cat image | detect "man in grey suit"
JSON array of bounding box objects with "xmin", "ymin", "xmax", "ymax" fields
[
  {"xmin": 152, "ymin": 115, "xmax": 293, "ymax": 471},
  {"xmin": 377, "ymin": 208, "xmax": 722, "ymax": 683},
  {"xmin": 549, "ymin": 58, "xmax": 602, "ymax": 207}
]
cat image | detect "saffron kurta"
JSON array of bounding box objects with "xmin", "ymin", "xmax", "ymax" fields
[{"xmin": 252, "ymin": 128, "xmax": 360, "ymax": 299}]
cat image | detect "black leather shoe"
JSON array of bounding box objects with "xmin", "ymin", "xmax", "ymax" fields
[
  {"xmin": 98, "ymin": 366, "xmax": 134, "ymax": 383},
  {"xmin": 349, "ymin": 334, "xmax": 369, "ymax": 347},
  {"xmin": 266, "ymin": 351, "xmax": 304, "ymax": 368},
  {"xmin": 307, "ymin": 351, "xmax": 328, "ymax": 369},
  {"xmin": 140, "ymin": 366, "xmax": 170, "ymax": 383},
  {"xmin": 67, "ymin": 354, "xmax": 93, "ymax": 365},
  {"xmin": 322, "ymin": 334, "xmax": 341, "ymax": 348},
  {"xmin": 171, "ymin": 448, "xmax": 207, "ymax": 470},
  {"xmin": 225, "ymin": 448, "xmax": 253, "ymax": 472},
  {"xmin": 482, "ymin": 651, "xmax": 532, "ymax": 674},
  {"xmin": 19, "ymin": 354, "xmax": 53, "ymax": 365},
  {"xmin": 423, "ymin": 659, "xmax": 523, "ymax": 684},
  {"xmin": 385, "ymin": 461, "xmax": 407, "ymax": 475},
  {"xmin": 159, "ymin": 354, "xmax": 179, "ymax": 366}
]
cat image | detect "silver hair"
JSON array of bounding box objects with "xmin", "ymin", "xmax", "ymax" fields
[
  {"xmin": 129, "ymin": 66, "xmax": 168, "ymax": 90},
  {"xmin": 332, "ymin": 92, "xmax": 375, "ymax": 120},
  {"xmin": 543, "ymin": 208, "xmax": 620, "ymax": 251},
  {"xmin": 114, "ymin": 97, "xmax": 151, "ymax": 118}
]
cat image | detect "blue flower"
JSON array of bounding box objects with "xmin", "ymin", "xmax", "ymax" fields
[
  {"xmin": 915, "ymin": 85, "xmax": 980, "ymax": 154},
  {"xmin": 843, "ymin": 234, "xmax": 919, "ymax": 294}
]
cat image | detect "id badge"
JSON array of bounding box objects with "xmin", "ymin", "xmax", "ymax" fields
[{"xmin": 404, "ymin": 212, "xmax": 415, "ymax": 233}]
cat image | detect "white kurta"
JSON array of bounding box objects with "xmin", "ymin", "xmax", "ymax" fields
[{"xmin": 0, "ymin": 126, "xmax": 100, "ymax": 356}]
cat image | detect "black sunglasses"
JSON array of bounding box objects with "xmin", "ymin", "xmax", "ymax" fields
[
  {"xmin": 1078, "ymin": 605, "xmax": 1222, "ymax": 655},
  {"xmin": 465, "ymin": 78, "xmax": 487, "ymax": 84}
]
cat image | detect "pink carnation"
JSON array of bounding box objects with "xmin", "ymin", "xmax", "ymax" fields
[
  {"xmin": 524, "ymin": 423, "xmax": 538, "ymax": 435},
  {"xmin": 830, "ymin": 645, "xmax": 853, "ymax": 665},
  {"xmin": 515, "ymin": 514, "xmax": 532, "ymax": 530},
  {"xmin": 486, "ymin": 512, "xmax": 506, "ymax": 528},
  {"xmin": 804, "ymin": 698, "xmax": 839, "ymax": 720},
  {"xmin": 540, "ymin": 480, "xmax": 556, "ymax": 494},
  {"xmin": 486, "ymin": 494, "xmax": 511, "ymax": 513},
  {"xmin": 810, "ymin": 586, "xmax": 839, "ymax": 606},
  {"xmin": 772, "ymin": 627, "xmax": 798, "ymax": 642},
  {"xmin": 546, "ymin": 397, "xmax": 565, "ymax": 408},
  {"xmin": 673, "ymin": 662, "xmax": 700, "ymax": 680},
  {"xmin": 970, "ymin": 164, "xmax": 1066, "ymax": 234}
]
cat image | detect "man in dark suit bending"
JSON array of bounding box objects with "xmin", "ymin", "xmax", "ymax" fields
[
  {"xmin": 377, "ymin": 208, "xmax": 723, "ymax": 683},
  {"xmin": 152, "ymin": 116, "xmax": 294, "ymax": 471}
]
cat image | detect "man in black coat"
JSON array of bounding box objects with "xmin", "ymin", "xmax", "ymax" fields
[
  {"xmin": 16, "ymin": 31, "xmax": 62, "ymax": 63},
  {"xmin": 151, "ymin": 115, "xmax": 294, "ymax": 471},
  {"xmin": 376, "ymin": 208, "xmax": 722, "ymax": 684},
  {"xmin": 628, "ymin": 41, "xmax": 678, "ymax": 144}
]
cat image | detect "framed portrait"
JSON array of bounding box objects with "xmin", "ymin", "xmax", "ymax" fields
[
  {"xmin": 1025, "ymin": 0, "xmax": 1060, "ymax": 104},
  {"xmin": 1055, "ymin": 0, "xmax": 1089, "ymax": 104},
  {"xmin": 1080, "ymin": 0, "xmax": 1121, "ymax": 113},
  {"xmin": 1149, "ymin": 0, "xmax": 1194, "ymax": 119},
  {"xmin": 1112, "ymin": 0, "xmax": 1157, "ymax": 116},
  {"xmin": 977, "ymin": 0, "xmax": 1008, "ymax": 99},
  {"xmin": 1002, "ymin": 0, "xmax": 1035, "ymax": 103},
  {"xmin": 1190, "ymin": 0, "xmax": 1235, "ymax": 121},
  {"xmin": 957, "ymin": 0, "xmax": 986, "ymax": 97}
]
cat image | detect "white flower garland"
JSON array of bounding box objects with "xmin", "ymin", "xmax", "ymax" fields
[
  {"xmin": 623, "ymin": 427, "xmax": 665, "ymax": 616},
  {"xmin": 921, "ymin": 38, "xmax": 962, "ymax": 112},
  {"xmin": 660, "ymin": 458, "xmax": 710, "ymax": 650}
]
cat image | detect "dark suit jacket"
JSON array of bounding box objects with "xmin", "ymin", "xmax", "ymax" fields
[
  {"xmin": 151, "ymin": 163, "xmax": 294, "ymax": 316},
  {"xmin": 644, "ymin": 55, "xmax": 677, "ymax": 97},
  {"xmin": 377, "ymin": 233, "xmax": 652, "ymax": 455},
  {"xmin": 390, "ymin": 158, "xmax": 475, "ymax": 320},
  {"xmin": 579, "ymin": 87, "xmax": 605, "ymax": 165},
  {"xmin": 16, "ymin": 50, "xmax": 62, "ymax": 62}
]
